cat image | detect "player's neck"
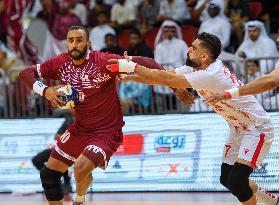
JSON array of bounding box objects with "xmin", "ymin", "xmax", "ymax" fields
[
  {"xmin": 194, "ymin": 63, "xmax": 210, "ymax": 71},
  {"xmin": 72, "ymin": 57, "xmax": 86, "ymax": 66}
]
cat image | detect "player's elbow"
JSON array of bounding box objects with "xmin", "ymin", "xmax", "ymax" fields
[
  {"xmin": 18, "ymin": 68, "xmax": 27, "ymax": 81},
  {"xmin": 267, "ymin": 76, "xmax": 279, "ymax": 90}
]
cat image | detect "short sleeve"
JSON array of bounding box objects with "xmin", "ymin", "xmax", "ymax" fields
[
  {"xmin": 39, "ymin": 54, "xmax": 65, "ymax": 80},
  {"xmin": 175, "ymin": 65, "xmax": 193, "ymax": 74},
  {"xmin": 185, "ymin": 70, "xmax": 218, "ymax": 90}
]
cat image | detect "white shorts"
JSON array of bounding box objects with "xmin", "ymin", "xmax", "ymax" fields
[{"xmin": 222, "ymin": 128, "xmax": 274, "ymax": 168}]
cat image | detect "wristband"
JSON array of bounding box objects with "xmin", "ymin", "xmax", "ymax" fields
[
  {"xmin": 224, "ymin": 88, "xmax": 240, "ymax": 99},
  {"xmin": 111, "ymin": 59, "xmax": 138, "ymax": 73},
  {"xmin": 33, "ymin": 81, "xmax": 48, "ymax": 96}
]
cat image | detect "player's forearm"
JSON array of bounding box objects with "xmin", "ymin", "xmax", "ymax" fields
[
  {"xmin": 19, "ymin": 65, "xmax": 47, "ymax": 96},
  {"xmin": 135, "ymin": 65, "xmax": 175, "ymax": 87},
  {"xmin": 126, "ymin": 74, "xmax": 160, "ymax": 85},
  {"xmin": 19, "ymin": 65, "xmax": 40, "ymax": 89},
  {"xmin": 132, "ymin": 56, "xmax": 177, "ymax": 91},
  {"xmin": 239, "ymin": 74, "xmax": 279, "ymax": 96},
  {"xmin": 132, "ymin": 56, "xmax": 163, "ymax": 70}
]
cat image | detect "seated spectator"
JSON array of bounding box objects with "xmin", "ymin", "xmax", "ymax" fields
[
  {"xmin": 226, "ymin": 0, "xmax": 250, "ymax": 47},
  {"xmin": 110, "ymin": 0, "xmax": 136, "ymax": 31},
  {"xmin": 127, "ymin": 30, "xmax": 153, "ymax": 58},
  {"xmin": 89, "ymin": 10, "xmax": 116, "ymax": 51},
  {"xmin": 153, "ymin": 20, "xmax": 188, "ymax": 111},
  {"xmin": 0, "ymin": 0, "xmax": 6, "ymax": 44},
  {"xmin": 100, "ymin": 33, "xmax": 124, "ymax": 55},
  {"xmin": 246, "ymin": 60, "xmax": 260, "ymax": 81},
  {"xmin": 140, "ymin": 0, "xmax": 160, "ymax": 35},
  {"xmin": 157, "ymin": 0, "xmax": 191, "ymax": 24},
  {"xmin": 154, "ymin": 20, "xmax": 188, "ymax": 68},
  {"xmin": 119, "ymin": 82, "xmax": 151, "ymax": 114},
  {"xmin": 87, "ymin": 0, "xmax": 111, "ymax": 28},
  {"xmin": 236, "ymin": 20, "xmax": 279, "ymax": 73},
  {"xmin": 42, "ymin": 0, "xmax": 81, "ymax": 60},
  {"xmin": 198, "ymin": 1, "xmax": 231, "ymax": 49},
  {"xmin": 193, "ymin": 0, "xmax": 226, "ymax": 22},
  {"xmin": 36, "ymin": 0, "xmax": 54, "ymax": 24},
  {"xmin": 71, "ymin": 0, "xmax": 88, "ymax": 26}
]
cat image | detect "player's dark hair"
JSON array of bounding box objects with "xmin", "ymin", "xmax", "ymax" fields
[
  {"xmin": 68, "ymin": 25, "xmax": 89, "ymax": 40},
  {"xmin": 197, "ymin": 32, "xmax": 222, "ymax": 61}
]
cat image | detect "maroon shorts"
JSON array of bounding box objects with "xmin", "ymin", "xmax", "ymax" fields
[{"xmin": 51, "ymin": 128, "xmax": 123, "ymax": 169}]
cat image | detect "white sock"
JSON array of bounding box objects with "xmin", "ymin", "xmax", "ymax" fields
[
  {"xmin": 256, "ymin": 187, "xmax": 278, "ymax": 205},
  {"xmin": 73, "ymin": 193, "xmax": 85, "ymax": 202}
]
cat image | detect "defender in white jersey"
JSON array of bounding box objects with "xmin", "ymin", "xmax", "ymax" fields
[
  {"xmin": 107, "ymin": 33, "xmax": 278, "ymax": 205},
  {"xmin": 205, "ymin": 61, "xmax": 279, "ymax": 104}
]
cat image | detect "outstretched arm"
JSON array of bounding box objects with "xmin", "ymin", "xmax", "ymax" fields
[
  {"xmin": 205, "ymin": 67, "xmax": 279, "ymax": 104},
  {"xmin": 108, "ymin": 59, "xmax": 192, "ymax": 89},
  {"xmin": 134, "ymin": 65, "xmax": 192, "ymax": 88},
  {"xmin": 238, "ymin": 69, "xmax": 279, "ymax": 96}
]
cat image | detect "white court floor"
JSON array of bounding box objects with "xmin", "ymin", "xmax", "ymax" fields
[{"xmin": 0, "ymin": 192, "xmax": 242, "ymax": 205}]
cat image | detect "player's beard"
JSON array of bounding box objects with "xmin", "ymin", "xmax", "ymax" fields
[
  {"xmin": 186, "ymin": 54, "xmax": 201, "ymax": 68},
  {"xmin": 69, "ymin": 45, "xmax": 88, "ymax": 60}
]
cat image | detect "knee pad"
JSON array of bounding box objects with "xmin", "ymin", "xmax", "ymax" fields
[
  {"xmin": 220, "ymin": 163, "xmax": 233, "ymax": 189},
  {"xmin": 227, "ymin": 162, "xmax": 253, "ymax": 202},
  {"xmin": 40, "ymin": 166, "xmax": 64, "ymax": 201}
]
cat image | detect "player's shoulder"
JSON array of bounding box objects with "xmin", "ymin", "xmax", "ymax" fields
[
  {"xmin": 49, "ymin": 53, "xmax": 70, "ymax": 63},
  {"xmin": 91, "ymin": 50, "xmax": 121, "ymax": 60},
  {"xmin": 41, "ymin": 53, "xmax": 70, "ymax": 67}
]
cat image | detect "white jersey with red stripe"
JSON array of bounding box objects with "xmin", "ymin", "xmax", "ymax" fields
[{"xmin": 175, "ymin": 60, "xmax": 273, "ymax": 135}]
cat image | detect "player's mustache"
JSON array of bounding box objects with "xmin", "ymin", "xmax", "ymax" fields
[{"xmin": 70, "ymin": 49, "xmax": 81, "ymax": 53}]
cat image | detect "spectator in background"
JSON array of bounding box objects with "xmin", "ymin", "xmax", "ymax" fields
[
  {"xmin": 225, "ymin": 0, "xmax": 250, "ymax": 47},
  {"xmin": 87, "ymin": 0, "xmax": 111, "ymax": 28},
  {"xmin": 71, "ymin": 0, "xmax": 88, "ymax": 26},
  {"xmin": 193, "ymin": 0, "xmax": 226, "ymax": 23},
  {"xmin": 0, "ymin": 0, "xmax": 7, "ymax": 44},
  {"xmin": 157, "ymin": 0, "xmax": 191, "ymax": 25},
  {"xmin": 119, "ymin": 82, "xmax": 151, "ymax": 114},
  {"xmin": 89, "ymin": 10, "xmax": 115, "ymax": 51},
  {"xmin": 154, "ymin": 20, "xmax": 188, "ymax": 68},
  {"xmin": 236, "ymin": 21, "xmax": 278, "ymax": 73},
  {"xmin": 0, "ymin": 48, "xmax": 17, "ymax": 72},
  {"xmin": 37, "ymin": 0, "xmax": 54, "ymax": 24},
  {"xmin": 140, "ymin": 0, "xmax": 160, "ymax": 35},
  {"xmin": 154, "ymin": 20, "xmax": 188, "ymax": 110},
  {"xmin": 127, "ymin": 30, "xmax": 153, "ymax": 58},
  {"xmin": 110, "ymin": 0, "xmax": 136, "ymax": 31},
  {"xmin": 119, "ymin": 29, "xmax": 153, "ymax": 114},
  {"xmin": 100, "ymin": 33, "xmax": 124, "ymax": 55},
  {"xmin": 42, "ymin": 0, "xmax": 81, "ymax": 60},
  {"xmin": 198, "ymin": 1, "xmax": 231, "ymax": 49}
]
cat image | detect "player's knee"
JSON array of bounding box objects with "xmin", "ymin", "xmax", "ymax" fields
[
  {"xmin": 219, "ymin": 163, "xmax": 233, "ymax": 188},
  {"xmin": 74, "ymin": 162, "xmax": 91, "ymax": 182},
  {"xmin": 227, "ymin": 163, "xmax": 253, "ymax": 202},
  {"xmin": 74, "ymin": 156, "xmax": 96, "ymax": 182},
  {"xmin": 40, "ymin": 166, "xmax": 64, "ymax": 201}
]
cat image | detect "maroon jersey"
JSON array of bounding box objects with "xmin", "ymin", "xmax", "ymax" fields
[{"xmin": 38, "ymin": 51, "xmax": 124, "ymax": 133}]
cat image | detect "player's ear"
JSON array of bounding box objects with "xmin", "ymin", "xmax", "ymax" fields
[
  {"xmin": 87, "ymin": 40, "xmax": 92, "ymax": 50},
  {"xmin": 201, "ymin": 52, "xmax": 208, "ymax": 63}
]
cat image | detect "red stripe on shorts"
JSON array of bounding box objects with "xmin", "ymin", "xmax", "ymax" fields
[{"xmin": 251, "ymin": 133, "xmax": 265, "ymax": 168}]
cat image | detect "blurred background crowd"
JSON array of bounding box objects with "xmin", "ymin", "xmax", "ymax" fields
[{"xmin": 0, "ymin": 0, "xmax": 279, "ymax": 118}]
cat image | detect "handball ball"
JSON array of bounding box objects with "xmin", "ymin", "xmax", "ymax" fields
[{"xmin": 57, "ymin": 85, "xmax": 79, "ymax": 109}]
